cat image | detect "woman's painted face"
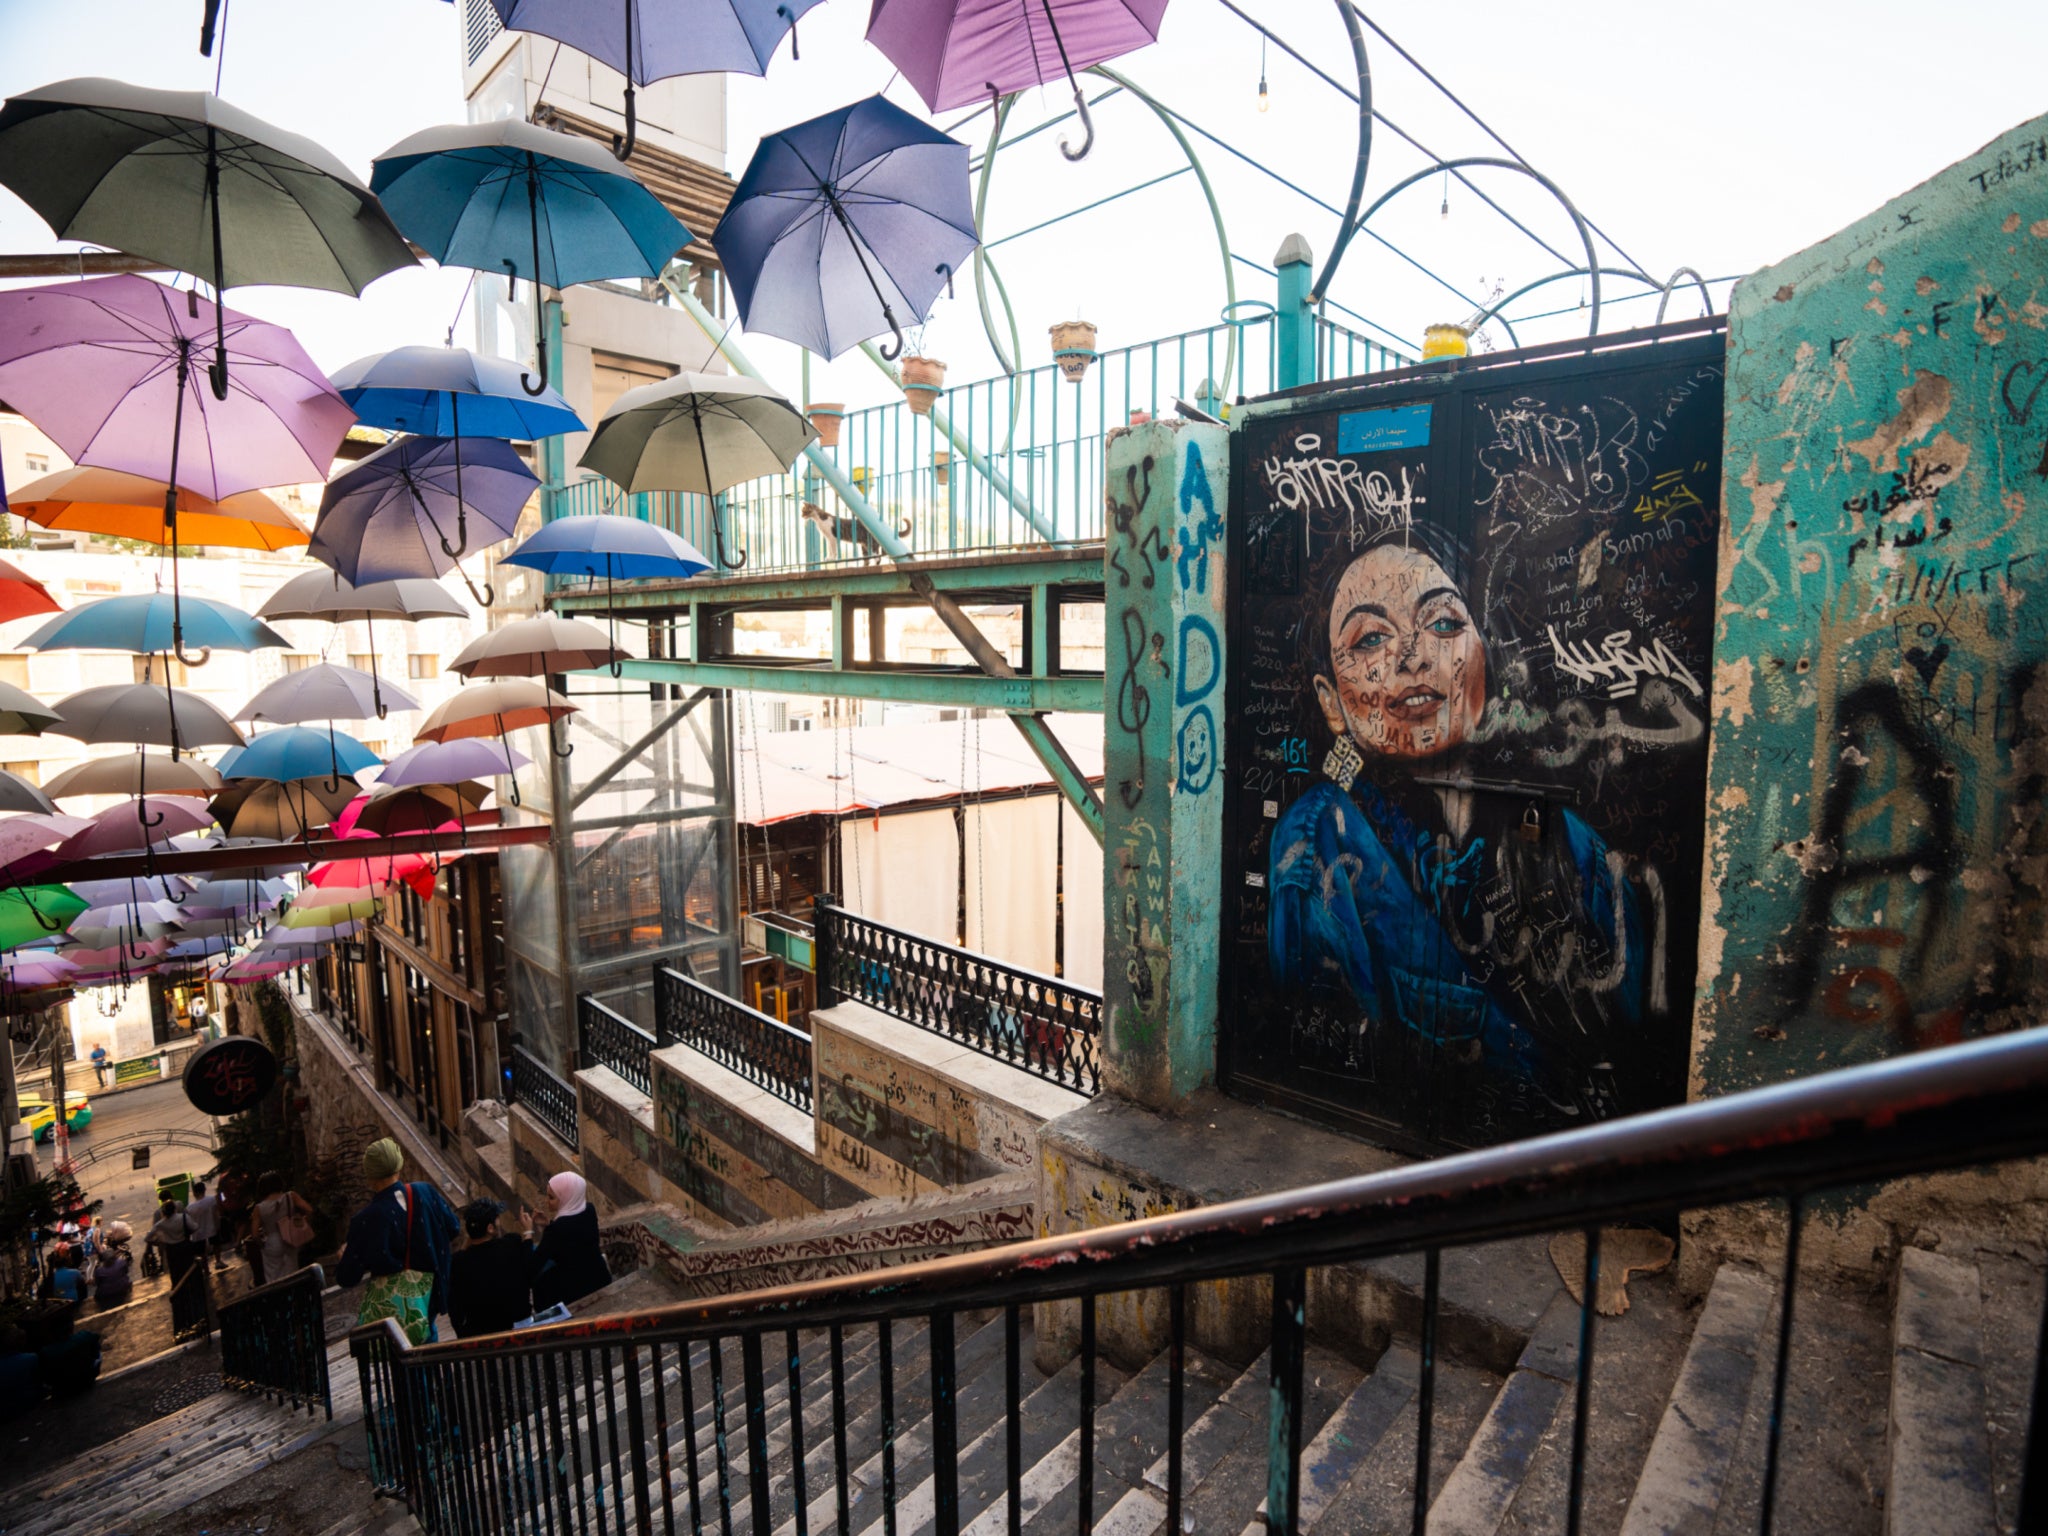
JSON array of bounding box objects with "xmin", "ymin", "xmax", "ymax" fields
[{"xmin": 1315, "ymin": 544, "xmax": 1486, "ymax": 759}]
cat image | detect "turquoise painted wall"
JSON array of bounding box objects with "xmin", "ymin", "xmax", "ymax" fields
[{"xmin": 1696, "ymin": 113, "xmax": 2048, "ymax": 1096}]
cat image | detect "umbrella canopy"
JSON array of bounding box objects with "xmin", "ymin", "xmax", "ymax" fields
[
  {"xmin": 354, "ymin": 781, "xmax": 492, "ymax": 837},
  {"xmin": 0, "ymin": 952, "xmax": 78, "ymax": 987},
  {"xmin": 0, "ymin": 556, "xmax": 62, "ymax": 624},
  {"xmin": 9, "ymin": 467, "xmax": 309, "ymax": 551},
  {"xmin": 0, "ymin": 813, "xmax": 93, "ymax": 869},
  {"xmin": 309, "ymin": 435, "xmax": 536, "ymax": 588},
  {"xmin": 0, "ymin": 79, "xmax": 414, "ymax": 396},
  {"xmin": 868, "ymin": 0, "xmax": 1169, "ymax": 128},
  {"xmin": 25, "ymin": 594, "xmax": 289, "ymax": 656},
  {"xmin": 47, "ymin": 683, "xmax": 247, "ymax": 754},
  {"xmin": 377, "ymin": 738, "xmax": 533, "ymax": 788},
  {"xmin": 262, "ymin": 572, "xmax": 469, "ymax": 624},
  {"xmin": 53, "ymin": 798, "xmax": 215, "ymax": 860},
  {"xmin": 0, "ymin": 885, "xmax": 86, "ymax": 951},
  {"xmin": 713, "ymin": 96, "xmax": 978, "ymax": 360},
  {"xmin": 451, "ymin": 615, "xmax": 621, "ymax": 678},
  {"xmin": 282, "ymin": 896, "xmax": 378, "ymax": 929},
  {"xmin": 212, "ymin": 776, "xmax": 361, "ymax": 841},
  {"xmin": 308, "ymin": 853, "xmax": 436, "ymax": 898},
  {"xmin": 58, "ymin": 940, "xmax": 164, "ymax": 969},
  {"xmin": 331, "ymin": 345, "xmax": 584, "ymax": 440},
  {"xmin": 417, "ymin": 681, "xmax": 576, "ymax": 743},
  {"xmin": 180, "ymin": 876, "xmax": 291, "ymax": 916},
  {"xmin": 70, "ymin": 900, "xmax": 184, "ymax": 946},
  {"xmin": 222, "ymin": 726, "xmax": 382, "ymax": 783},
  {"xmin": 372, "ymin": 119, "xmax": 690, "ymax": 394},
  {"xmin": 579, "ymin": 372, "xmax": 812, "ymax": 527},
  {"xmin": 70, "ymin": 875, "xmax": 189, "ymax": 907},
  {"xmin": 43, "ymin": 753, "xmax": 223, "ymax": 801},
  {"xmin": 0, "ymin": 682, "xmax": 63, "ymax": 738},
  {"xmin": 238, "ymin": 663, "xmax": 418, "ymax": 726},
  {"xmin": 502, "ymin": 513, "xmax": 710, "ymax": 580},
  {"xmin": 0, "ymin": 770, "xmax": 55, "ymax": 815}
]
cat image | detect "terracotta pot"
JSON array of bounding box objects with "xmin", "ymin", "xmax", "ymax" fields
[
  {"xmin": 1128, "ymin": 409, "xmax": 1152, "ymax": 427},
  {"xmin": 1049, "ymin": 320, "xmax": 1098, "ymax": 383},
  {"xmin": 806, "ymin": 403, "xmax": 845, "ymax": 447},
  {"xmin": 933, "ymin": 449, "xmax": 951, "ymax": 488},
  {"xmin": 900, "ymin": 356, "xmax": 946, "ymax": 415}
]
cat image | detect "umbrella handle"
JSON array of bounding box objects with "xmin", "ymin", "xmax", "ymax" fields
[
  {"xmin": 777, "ymin": 4, "xmax": 799, "ymax": 58},
  {"xmin": 451, "ymin": 563, "xmax": 495, "ymax": 610},
  {"xmin": 1060, "ymin": 84, "xmax": 1096, "ymax": 162},
  {"xmin": 878, "ymin": 309, "xmax": 906, "ymax": 362},
  {"xmin": 509, "ymin": 258, "xmax": 550, "ymax": 397},
  {"xmin": 612, "ymin": 87, "xmax": 637, "ymax": 162},
  {"xmin": 550, "ymin": 716, "xmax": 575, "ymax": 760},
  {"xmin": 175, "ymin": 638, "xmax": 213, "ymax": 669},
  {"xmin": 137, "ymin": 798, "xmax": 166, "ymax": 831}
]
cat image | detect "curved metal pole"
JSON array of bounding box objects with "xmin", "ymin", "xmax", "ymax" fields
[
  {"xmin": 971, "ymin": 96, "xmax": 1023, "ymax": 381},
  {"xmin": 1463, "ymin": 266, "xmax": 1670, "ymax": 347},
  {"xmin": 1655, "ymin": 266, "xmax": 1715, "ymax": 324},
  {"xmin": 1348, "ymin": 156, "xmax": 1604, "ymax": 338},
  {"xmin": 1307, "ymin": 0, "xmax": 1372, "ymax": 306}
]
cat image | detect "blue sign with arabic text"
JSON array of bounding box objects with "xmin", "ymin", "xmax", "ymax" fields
[{"xmin": 1337, "ymin": 402, "xmax": 1432, "ymax": 455}]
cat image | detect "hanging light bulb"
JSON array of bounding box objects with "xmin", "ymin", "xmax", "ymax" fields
[
  {"xmin": 1258, "ymin": 36, "xmax": 1269, "ymax": 112},
  {"xmin": 1440, "ymin": 168, "xmax": 1449, "ymax": 219}
]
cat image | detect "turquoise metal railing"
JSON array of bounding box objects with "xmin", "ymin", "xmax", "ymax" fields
[{"xmin": 544, "ymin": 313, "xmax": 1409, "ymax": 577}]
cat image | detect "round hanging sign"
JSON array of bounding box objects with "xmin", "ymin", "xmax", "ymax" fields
[{"xmin": 182, "ymin": 1035, "xmax": 279, "ymax": 1116}]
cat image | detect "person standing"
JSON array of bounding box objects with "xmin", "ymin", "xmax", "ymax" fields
[
  {"xmin": 528, "ymin": 1172, "xmax": 611, "ymax": 1312},
  {"xmin": 187, "ymin": 991, "xmax": 209, "ymax": 1035},
  {"xmin": 89, "ymin": 1043, "xmax": 108, "ymax": 1088},
  {"xmin": 146, "ymin": 1200, "xmax": 209, "ymax": 1342},
  {"xmin": 447, "ymin": 1199, "xmax": 535, "ymax": 1338},
  {"xmin": 250, "ymin": 1170, "xmax": 314, "ymax": 1287},
  {"xmin": 183, "ymin": 1179, "xmax": 224, "ymax": 1271},
  {"xmin": 337, "ymin": 1139, "xmax": 459, "ymax": 1344}
]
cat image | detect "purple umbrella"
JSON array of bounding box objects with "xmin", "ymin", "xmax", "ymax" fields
[
  {"xmin": 378, "ymin": 738, "xmax": 533, "ymax": 789},
  {"xmin": 309, "ymin": 435, "xmax": 536, "ymax": 604},
  {"xmin": 0, "ymin": 275, "xmax": 355, "ymax": 663},
  {"xmin": 867, "ymin": 0, "xmax": 1171, "ymax": 151}
]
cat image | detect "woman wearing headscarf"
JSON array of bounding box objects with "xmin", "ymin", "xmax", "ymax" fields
[{"xmin": 528, "ymin": 1172, "xmax": 610, "ymax": 1311}]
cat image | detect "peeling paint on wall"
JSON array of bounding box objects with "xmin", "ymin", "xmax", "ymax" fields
[{"xmin": 1696, "ymin": 113, "xmax": 2048, "ymax": 1096}]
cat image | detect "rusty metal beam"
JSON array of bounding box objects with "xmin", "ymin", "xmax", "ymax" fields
[{"xmin": 38, "ymin": 822, "xmax": 552, "ymax": 883}]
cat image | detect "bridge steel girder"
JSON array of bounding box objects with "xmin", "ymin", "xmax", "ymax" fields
[
  {"xmin": 548, "ymin": 547, "xmax": 1104, "ymax": 614},
  {"xmin": 586, "ymin": 658, "xmax": 1103, "ymax": 716}
]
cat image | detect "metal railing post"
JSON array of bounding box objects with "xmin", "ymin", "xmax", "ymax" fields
[{"xmin": 813, "ymin": 893, "xmax": 840, "ymax": 1009}]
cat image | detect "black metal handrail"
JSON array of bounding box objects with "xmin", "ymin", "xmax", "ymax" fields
[
  {"xmin": 509, "ymin": 1043, "xmax": 579, "ymax": 1150},
  {"xmin": 814, "ymin": 891, "xmax": 1101, "ymax": 1096},
  {"xmin": 577, "ymin": 991, "xmax": 654, "ymax": 1095},
  {"xmin": 218, "ymin": 1263, "xmax": 331, "ymax": 1418},
  {"xmin": 350, "ymin": 1029, "xmax": 2048, "ymax": 1536},
  {"xmin": 654, "ymin": 963, "xmax": 813, "ymax": 1112}
]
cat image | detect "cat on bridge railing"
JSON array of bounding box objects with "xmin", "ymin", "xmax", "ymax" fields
[{"xmin": 801, "ymin": 502, "xmax": 913, "ymax": 562}]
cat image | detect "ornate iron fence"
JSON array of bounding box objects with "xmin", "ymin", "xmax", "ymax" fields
[
  {"xmin": 653, "ymin": 964, "xmax": 813, "ymax": 1113},
  {"xmin": 814, "ymin": 892, "xmax": 1101, "ymax": 1096},
  {"xmin": 218, "ymin": 1263, "xmax": 331, "ymax": 1418},
  {"xmin": 510, "ymin": 1044, "xmax": 579, "ymax": 1151},
  {"xmin": 577, "ymin": 992, "xmax": 655, "ymax": 1096}
]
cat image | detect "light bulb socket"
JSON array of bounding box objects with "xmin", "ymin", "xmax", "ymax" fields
[{"xmin": 1257, "ymin": 76, "xmax": 1268, "ymax": 111}]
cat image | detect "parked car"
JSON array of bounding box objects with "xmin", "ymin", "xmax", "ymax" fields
[{"xmin": 20, "ymin": 1092, "xmax": 92, "ymax": 1143}]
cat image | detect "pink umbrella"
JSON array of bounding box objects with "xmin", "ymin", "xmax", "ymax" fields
[
  {"xmin": 59, "ymin": 940, "xmax": 170, "ymax": 968},
  {"xmin": 0, "ymin": 812, "xmax": 92, "ymax": 867},
  {"xmin": 53, "ymin": 798, "xmax": 215, "ymax": 860},
  {"xmin": 308, "ymin": 850, "xmax": 437, "ymax": 897},
  {"xmin": 0, "ymin": 952, "xmax": 79, "ymax": 987}
]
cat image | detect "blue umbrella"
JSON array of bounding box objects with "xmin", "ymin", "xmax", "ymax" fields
[
  {"xmin": 486, "ymin": 0, "xmax": 823, "ymax": 159},
  {"xmin": 23, "ymin": 593, "xmax": 288, "ymax": 657},
  {"xmin": 372, "ymin": 119, "xmax": 691, "ymax": 394},
  {"xmin": 310, "ymin": 435, "xmax": 537, "ymax": 602},
  {"xmin": 714, "ymin": 95, "xmax": 978, "ymax": 360},
  {"xmin": 330, "ymin": 345, "xmax": 585, "ymax": 441},
  {"xmin": 502, "ymin": 512, "xmax": 712, "ymax": 678},
  {"xmin": 222, "ymin": 725, "xmax": 382, "ymax": 784}
]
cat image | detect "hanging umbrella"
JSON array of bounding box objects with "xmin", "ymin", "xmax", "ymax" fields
[
  {"xmin": 378, "ymin": 737, "xmax": 533, "ymax": 788},
  {"xmin": 355, "ymin": 781, "xmax": 492, "ymax": 838},
  {"xmin": 0, "ymin": 813, "xmax": 93, "ymax": 869},
  {"xmin": 0, "ymin": 952, "xmax": 78, "ymax": 988},
  {"xmin": 53, "ymin": 799, "xmax": 216, "ymax": 860},
  {"xmin": 282, "ymin": 896, "xmax": 379, "ymax": 929},
  {"xmin": 221, "ymin": 725, "xmax": 381, "ymax": 784},
  {"xmin": 0, "ymin": 78, "xmax": 415, "ymax": 398},
  {"xmin": 294, "ymin": 882, "xmax": 382, "ymax": 910},
  {"xmin": 9, "ymin": 467, "xmax": 310, "ymax": 551},
  {"xmin": 0, "ymin": 771, "xmax": 55, "ymax": 815},
  {"xmin": 70, "ymin": 875, "xmax": 189, "ymax": 905},
  {"xmin": 713, "ymin": 96, "xmax": 978, "ymax": 360},
  {"xmin": 578, "ymin": 371, "xmax": 811, "ymax": 569},
  {"xmin": 57, "ymin": 940, "xmax": 164, "ymax": 970},
  {"xmin": 25, "ymin": 593, "xmax": 290, "ymax": 656},
  {"xmin": 451, "ymin": 614, "xmax": 622, "ymax": 679},
  {"xmin": 266, "ymin": 918, "xmax": 366, "ymax": 946},
  {"xmin": 0, "ymin": 275, "xmax": 354, "ymax": 663},
  {"xmin": 0, "ymin": 682, "xmax": 63, "ymax": 738},
  {"xmin": 308, "ymin": 852, "xmax": 436, "ymax": 898},
  {"xmin": 0, "ymin": 886, "xmax": 87, "ymax": 951},
  {"xmin": 486, "ymin": 0, "xmax": 819, "ymax": 159},
  {"xmin": 68, "ymin": 901, "xmax": 184, "ymax": 947},
  {"xmin": 212, "ymin": 776, "xmax": 362, "ymax": 841},
  {"xmin": 180, "ymin": 875, "xmax": 290, "ymax": 917},
  {"xmin": 46, "ymin": 683, "xmax": 247, "ymax": 757},
  {"xmin": 0, "ymin": 556, "xmax": 62, "ymax": 623},
  {"xmin": 238, "ymin": 663, "xmax": 418, "ymax": 726},
  {"xmin": 417, "ymin": 681, "xmax": 576, "ymax": 743},
  {"xmin": 501, "ymin": 513, "xmax": 709, "ymax": 675},
  {"xmin": 309, "ymin": 435, "xmax": 536, "ymax": 599},
  {"xmin": 868, "ymin": 0, "xmax": 1167, "ymax": 148},
  {"xmin": 331, "ymin": 344, "xmax": 584, "ymax": 441},
  {"xmin": 258, "ymin": 571, "xmax": 465, "ymax": 719},
  {"xmin": 371, "ymin": 119, "xmax": 690, "ymax": 395},
  {"xmin": 43, "ymin": 753, "xmax": 224, "ymax": 802}
]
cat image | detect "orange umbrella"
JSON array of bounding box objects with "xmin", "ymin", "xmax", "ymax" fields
[
  {"xmin": 414, "ymin": 680, "xmax": 577, "ymax": 744},
  {"xmin": 0, "ymin": 555, "xmax": 61, "ymax": 624},
  {"xmin": 11, "ymin": 466, "xmax": 310, "ymax": 551}
]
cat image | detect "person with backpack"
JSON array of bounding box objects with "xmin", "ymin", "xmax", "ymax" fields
[
  {"xmin": 336, "ymin": 1139, "xmax": 460, "ymax": 1344},
  {"xmin": 249, "ymin": 1170, "xmax": 315, "ymax": 1287}
]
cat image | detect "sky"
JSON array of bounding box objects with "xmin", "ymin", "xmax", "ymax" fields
[{"xmin": 2, "ymin": 0, "xmax": 2046, "ymax": 415}]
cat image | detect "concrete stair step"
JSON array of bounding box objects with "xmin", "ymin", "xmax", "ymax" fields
[
  {"xmin": 1427, "ymin": 1293, "xmax": 1584, "ymax": 1536},
  {"xmin": 1234, "ymin": 1345, "xmax": 1421, "ymax": 1536},
  {"xmin": 1885, "ymin": 1247, "xmax": 1995, "ymax": 1536}
]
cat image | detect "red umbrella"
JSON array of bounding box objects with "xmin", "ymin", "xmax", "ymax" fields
[{"xmin": 0, "ymin": 555, "xmax": 61, "ymax": 624}]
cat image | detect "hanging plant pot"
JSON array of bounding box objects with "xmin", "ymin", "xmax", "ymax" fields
[
  {"xmin": 807, "ymin": 403, "xmax": 845, "ymax": 448},
  {"xmin": 933, "ymin": 449, "xmax": 951, "ymax": 488},
  {"xmin": 1050, "ymin": 320, "xmax": 1098, "ymax": 383},
  {"xmin": 900, "ymin": 356, "xmax": 946, "ymax": 415}
]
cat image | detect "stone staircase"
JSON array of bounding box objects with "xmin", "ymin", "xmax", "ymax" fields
[{"xmin": 3, "ymin": 1243, "xmax": 2032, "ymax": 1535}]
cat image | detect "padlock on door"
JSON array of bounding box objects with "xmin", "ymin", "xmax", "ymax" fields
[{"xmin": 1518, "ymin": 804, "xmax": 1542, "ymax": 844}]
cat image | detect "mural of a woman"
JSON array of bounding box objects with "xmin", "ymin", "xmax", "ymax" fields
[{"xmin": 1266, "ymin": 522, "xmax": 1648, "ymax": 1131}]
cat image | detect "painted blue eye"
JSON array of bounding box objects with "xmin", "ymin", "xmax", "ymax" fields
[
  {"xmin": 1352, "ymin": 631, "xmax": 1390, "ymax": 651},
  {"xmin": 1428, "ymin": 616, "xmax": 1466, "ymax": 636}
]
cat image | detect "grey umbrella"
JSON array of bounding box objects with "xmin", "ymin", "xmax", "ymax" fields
[
  {"xmin": 258, "ymin": 570, "xmax": 464, "ymax": 717},
  {"xmin": 46, "ymin": 682, "xmax": 246, "ymax": 757},
  {"xmin": 0, "ymin": 769, "xmax": 56, "ymax": 815},
  {"xmin": 237, "ymin": 662, "xmax": 419, "ymax": 725},
  {"xmin": 0, "ymin": 679, "xmax": 64, "ymax": 737},
  {"xmin": 0, "ymin": 78, "xmax": 416, "ymax": 399}
]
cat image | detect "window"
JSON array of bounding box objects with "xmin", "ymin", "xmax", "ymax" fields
[
  {"xmin": 0, "ymin": 654, "xmax": 28, "ymax": 690},
  {"xmin": 282, "ymin": 654, "xmax": 315, "ymax": 673},
  {"xmin": 407, "ymin": 653, "xmax": 440, "ymax": 680},
  {"xmin": 591, "ymin": 351, "xmax": 672, "ymax": 424},
  {"xmin": 132, "ymin": 655, "xmax": 194, "ymax": 687},
  {"xmin": 3, "ymin": 762, "xmax": 38, "ymax": 786},
  {"xmin": 23, "ymin": 454, "xmax": 48, "ymax": 475},
  {"xmin": 348, "ymin": 654, "xmax": 376, "ymax": 673}
]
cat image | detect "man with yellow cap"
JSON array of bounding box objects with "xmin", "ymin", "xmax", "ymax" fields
[{"xmin": 337, "ymin": 1138, "xmax": 462, "ymax": 1343}]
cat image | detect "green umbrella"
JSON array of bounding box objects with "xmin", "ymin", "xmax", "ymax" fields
[{"xmin": 0, "ymin": 885, "xmax": 86, "ymax": 952}]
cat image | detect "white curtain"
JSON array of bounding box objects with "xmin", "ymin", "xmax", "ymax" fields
[
  {"xmin": 965, "ymin": 797, "xmax": 1060, "ymax": 975},
  {"xmin": 838, "ymin": 808, "xmax": 959, "ymax": 944},
  {"xmin": 1060, "ymin": 800, "xmax": 1105, "ymax": 990}
]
